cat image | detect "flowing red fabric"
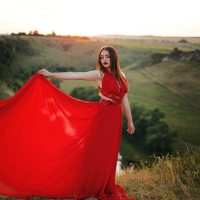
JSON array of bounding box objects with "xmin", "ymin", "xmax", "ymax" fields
[{"xmin": 0, "ymin": 69, "xmax": 134, "ymax": 200}]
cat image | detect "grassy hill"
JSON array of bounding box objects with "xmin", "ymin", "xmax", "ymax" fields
[
  {"xmin": 0, "ymin": 35, "xmax": 200, "ymax": 162},
  {"xmin": 124, "ymin": 62, "xmax": 200, "ymax": 148}
]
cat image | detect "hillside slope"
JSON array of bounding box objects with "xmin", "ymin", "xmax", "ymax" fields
[{"xmin": 122, "ymin": 60, "xmax": 200, "ymax": 148}]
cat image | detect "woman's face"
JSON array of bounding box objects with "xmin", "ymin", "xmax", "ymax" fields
[{"xmin": 100, "ymin": 50, "xmax": 111, "ymax": 70}]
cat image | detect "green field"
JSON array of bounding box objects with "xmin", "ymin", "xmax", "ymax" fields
[{"xmin": 1, "ymin": 35, "xmax": 200, "ymax": 161}]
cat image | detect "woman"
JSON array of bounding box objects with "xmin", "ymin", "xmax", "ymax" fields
[{"xmin": 0, "ymin": 46, "xmax": 135, "ymax": 199}]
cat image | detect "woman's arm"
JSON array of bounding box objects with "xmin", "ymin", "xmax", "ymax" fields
[
  {"xmin": 38, "ymin": 69, "xmax": 101, "ymax": 81},
  {"xmin": 121, "ymin": 93, "xmax": 135, "ymax": 134}
]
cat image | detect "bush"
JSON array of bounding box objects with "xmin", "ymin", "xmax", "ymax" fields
[
  {"xmin": 122, "ymin": 106, "xmax": 177, "ymax": 155},
  {"xmin": 70, "ymin": 86, "xmax": 99, "ymax": 102}
]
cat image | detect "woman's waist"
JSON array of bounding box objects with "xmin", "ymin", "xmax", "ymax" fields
[{"xmin": 99, "ymin": 93, "xmax": 122, "ymax": 105}]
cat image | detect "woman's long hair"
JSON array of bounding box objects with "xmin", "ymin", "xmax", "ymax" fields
[{"xmin": 96, "ymin": 46, "xmax": 129, "ymax": 91}]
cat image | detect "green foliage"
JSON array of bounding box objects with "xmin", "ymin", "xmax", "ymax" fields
[
  {"xmin": 134, "ymin": 118, "xmax": 148, "ymax": 141},
  {"xmin": 13, "ymin": 79, "xmax": 23, "ymax": 89},
  {"xmin": 0, "ymin": 37, "xmax": 33, "ymax": 91},
  {"xmin": 70, "ymin": 86, "xmax": 99, "ymax": 102},
  {"xmin": 0, "ymin": 40, "xmax": 15, "ymax": 65},
  {"xmin": 0, "ymin": 40, "xmax": 15, "ymax": 82},
  {"xmin": 50, "ymin": 79, "xmax": 61, "ymax": 88},
  {"xmin": 135, "ymin": 47, "xmax": 200, "ymax": 69},
  {"xmin": 147, "ymin": 121, "xmax": 178, "ymax": 152},
  {"xmin": 122, "ymin": 106, "xmax": 177, "ymax": 156},
  {"xmin": 148, "ymin": 108, "xmax": 165, "ymax": 125},
  {"xmin": 0, "ymin": 80, "xmax": 14, "ymax": 99}
]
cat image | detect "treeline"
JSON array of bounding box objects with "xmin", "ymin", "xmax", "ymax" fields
[
  {"xmin": 0, "ymin": 37, "xmax": 39, "ymax": 93},
  {"xmin": 70, "ymin": 86, "xmax": 178, "ymax": 163},
  {"xmin": 135, "ymin": 47, "xmax": 200, "ymax": 69},
  {"xmin": 10, "ymin": 30, "xmax": 89, "ymax": 40},
  {"xmin": 1, "ymin": 35, "xmax": 50, "ymax": 90}
]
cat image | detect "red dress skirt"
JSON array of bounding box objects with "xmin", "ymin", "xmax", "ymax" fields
[{"xmin": 0, "ymin": 69, "xmax": 134, "ymax": 200}]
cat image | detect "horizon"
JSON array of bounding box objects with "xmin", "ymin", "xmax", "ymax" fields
[{"xmin": 1, "ymin": 33, "xmax": 200, "ymax": 38}]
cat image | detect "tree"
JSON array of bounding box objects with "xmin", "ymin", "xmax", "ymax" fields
[
  {"xmin": 148, "ymin": 108, "xmax": 165, "ymax": 126},
  {"xmin": 52, "ymin": 31, "xmax": 56, "ymax": 36},
  {"xmin": 50, "ymin": 79, "xmax": 61, "ymax": 88},
  {"xmin": 134, "ymin": 118, "xmax": 149, "ymax": 141},
  {"xmin": 33, "ymin": 30, "xmax": 39, "ymax": 36},
  {"xmin": 122, "ymin": 105, "xmax": 148, "ymax": 142},
  {"xmin": 18, "ymin": 32, "xmax": 26, "ymax": 36},
  {"xmin": 146, "ymin": 121, "xmax": 177, "ymax": 153},
  {"xmin": 179, "ymin": 39, "xmax": 188, "ymax": 43},
  {"xmin": 122, "ymin": 105, "xmax": 178, "ymax": 155}
]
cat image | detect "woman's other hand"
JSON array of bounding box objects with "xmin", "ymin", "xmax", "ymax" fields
[
  {"xmin": 127, "ymin": 121, "xmax": 135, "ymax": 134},
  {"xmin": 38, "ymin": 69, "xmax": 51, "ymax": 77}
]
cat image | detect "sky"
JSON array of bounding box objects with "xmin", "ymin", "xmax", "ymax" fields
[{"xmin": 0, "ymin": 0, "xmax": 200, "ymax": 37}]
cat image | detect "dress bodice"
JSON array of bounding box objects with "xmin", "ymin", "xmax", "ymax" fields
[{"xmin": 98, "ymin": 69, "xmax": 128, "ymax": 105}]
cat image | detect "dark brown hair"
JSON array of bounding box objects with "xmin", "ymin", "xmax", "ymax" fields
[{"xmin": 96, "ymin": 46, "xmax": 129, "ymax": 91}]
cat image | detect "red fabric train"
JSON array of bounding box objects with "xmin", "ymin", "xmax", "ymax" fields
[{"xmin": 0, "ymin": 70, "xmax": 134, "ymax": 200}]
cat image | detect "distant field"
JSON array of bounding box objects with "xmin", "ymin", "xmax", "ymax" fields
[
  {"xmin": 1, "ymin": 35, "xmax": 200, "ymax": 161},
  {"xmin": 95, "ymin": 35, "xmax": 200, "ymax": 51}
]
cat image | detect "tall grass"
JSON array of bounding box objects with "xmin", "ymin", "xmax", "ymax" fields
[{"xmin": 117, "ymin": 148, "xmax": 200, "ymax": 200}]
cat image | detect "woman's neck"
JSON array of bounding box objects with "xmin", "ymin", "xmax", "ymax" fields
[{"xmin": 105, "ymin": 67, "xmax": 111, "ymax": 72}]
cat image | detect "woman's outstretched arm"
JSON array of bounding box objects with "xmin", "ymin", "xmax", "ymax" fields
[
  {"xmin": 38, "ymin": 69, "xmax": 101, "ymax": 81},
  {"xmin": 121, "ymin": 93, "xmax": 135, "ymax": 134}
]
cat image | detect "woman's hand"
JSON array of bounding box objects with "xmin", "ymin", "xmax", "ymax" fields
[
  {"xmin": 127, "ymin": 121, "xmax": 135, "ymax": 134},
  {"xmin": 38, "ymin": 69, "xmax": 52, "ymax": 78}
]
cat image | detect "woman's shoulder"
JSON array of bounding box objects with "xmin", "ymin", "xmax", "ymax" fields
[
  {"xmin": 121, "ymin": 72, "xmax": 125, "ymax": 78},
  {"xmin": 90, "ymin": 69, "xmax": 104, "ymax": 80}
]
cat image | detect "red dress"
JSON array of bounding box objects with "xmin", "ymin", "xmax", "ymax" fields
[{"xmin": 0, "ymin": 69, "xmax": 134, "ymax": 200}]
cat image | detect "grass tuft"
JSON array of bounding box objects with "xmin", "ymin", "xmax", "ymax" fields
[{"xmin": 116, "ymin": 148, "xmax": 200, "ymax": 199}]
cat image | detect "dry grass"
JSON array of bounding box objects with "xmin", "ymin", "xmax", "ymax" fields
[{"xmin": 116, "ymin": 148, "xmax": 200, "ymax": 200}]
